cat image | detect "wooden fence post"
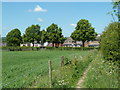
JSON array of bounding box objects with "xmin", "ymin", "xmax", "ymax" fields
[
  {"xmin": 61, "ymin": 56, "xmax": 64, "ymax": 67},
  {"xmin": 48, "ymin": 60, "xmax": 52, "ymax": 88}
]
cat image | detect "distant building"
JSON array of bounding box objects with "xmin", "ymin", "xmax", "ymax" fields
[
  {"xmin": 0, "ymin": 42, "xmax": 7, "ymax": 47},
  {"xmin": 20, "ymin": 42, "xmax": 48, "ymax": 47},
  {"xmin": 47, "ymin": 43, "xmax": 63, "ymax": 47},
  {"xmin": 63, "ymin": 34, "xmax": 100, "ymax": 47},
  {"xmin": 63, "ymin": 37, "xmax": 82, "ymax": 47}
]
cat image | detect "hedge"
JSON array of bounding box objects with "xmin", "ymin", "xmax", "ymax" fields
[
  {"xmin": 100, "ymin": 22, "xmax": 120, "ymax": 61},
  {"xmin": 2, "ymin": 46, "xmax": 98, "ymax": 51}
]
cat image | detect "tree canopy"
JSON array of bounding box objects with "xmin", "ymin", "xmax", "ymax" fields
[
  {"xmin": 6, "ymin": 28, "xmax": 22, "ymax": 46},
  {"xmin": 71, "ymin": 19, "xmax": 97, "ymax": 47},
  {"xmin": 46, "ymin": 23, "xmax": 65, "ymax": 47},
  {"xmin": 23, "ymin": 24, "xmax": 41, "ymax": 46},
  {"xmin": 40, "ymin": 30, "xmax": 47, "ymax": 46}
]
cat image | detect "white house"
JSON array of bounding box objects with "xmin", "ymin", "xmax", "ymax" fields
[{"xmin": 20, "ymin": 42, "xmax": 48, "ymax": 47}]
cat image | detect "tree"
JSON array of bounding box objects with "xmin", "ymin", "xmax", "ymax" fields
[
  {"xmin": 6, "ymin": 28, "xmax": 22, "ymax": 46},
  {"xmin": 100, "ymin": 22, "xmax": 120, "ymax": 61},
  {"xmin": 40, "ymin": 30, "xmax": 47, "ymax": 46},
  {"xmin": 23, "ymin": 25, "xmax": 41, "ymax": 46},
  {"xmin": 2, "ymin": 37, "xmax": 6, "ymax": 43},
  {"xmin": 71, "ymin": 19, "xmax": 97, "ymax": 47},
  {"xmin": 113, "ymin": 0, "xmax": 120, "ymax": 22},
  {"xmin": 107, "ymin": 1, "xmax": 120, "ymax": 22},
  {"xmin": 46, "ymin": 23, "xmax": 65, "ymax": 47}
]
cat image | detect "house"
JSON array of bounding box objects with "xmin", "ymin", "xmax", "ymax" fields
[
  {"xmin": 63, "ymin": 34, "xmax": 100, "ymax": 47},
  {"xmin": 63, "ymin": 37, "xmax": 82, "ymax": 47},
  {"xmin": 88, "ymin": 34, "xmax": 100, "ymax": 47},
  {"xmin": 0, "ymin": 42, "xmax": 7, "ymax": 47},
  {"xmin": 47, "ymin": 43, "xmax": 63, "ymax": 47},
  {"xmin": 20, "ymin": 41, "xmax": 48, "ymax": 47}
]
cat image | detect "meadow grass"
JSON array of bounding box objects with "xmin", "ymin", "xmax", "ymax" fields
[
  {"xmin": 2, "ymin": 49, "xmax": 91, "ymax": 88},
  {"xmin": 30, "ymin": 50, "xmax": 97, "ymax": 88},
  {"xmin": 82, "ymin": 52, "xmax": 119, "ymax": 88}
]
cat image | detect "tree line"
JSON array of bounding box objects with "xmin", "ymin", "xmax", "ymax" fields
[{"xmin": 6, "ymin": 19, "xmax": 97, "ymax": 47}]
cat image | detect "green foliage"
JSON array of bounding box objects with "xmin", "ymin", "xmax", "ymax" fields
[
  {"xmin": 40, "ymin": 30, "xmax": 47, "ymax": 45},
  {"xmin": 82, "ymin": 52, "xmax": 119, "ymax": 88},
  {"xmin": 2, "ymin": 46, "xmax": 98, "ymax": 51},
  {"xmin": 100, "ymin": 22, "xmax": 120, "ymax": 61},
  {"xmin": 23, "ymin": 25, "xmax": 41, "ymax": 46},
  {"xmin": 2, "ymin": 37, "xmax": 6, "ymax": 43},
  {"xmin": 46, "ymin": 23, "xmax": 65, "ymax": 46},
  {"xmin": 113, "ymin": 1, "xmax": 120, "ymax": 22},
  {"xmin": 71, "ymin": 19, "xmax": 97, "ymax": 47},
  {"xmin": 6, "ymin": 28, "xmax": 22, "ymax": 46},
  {"xmin": 64, "ymin": 57, "xmax": 71, "ymax": 65}
]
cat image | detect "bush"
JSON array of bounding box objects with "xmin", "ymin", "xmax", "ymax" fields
[{"xmin": 100, "ymin": 22, "xmax": 120, "ymax": 61}]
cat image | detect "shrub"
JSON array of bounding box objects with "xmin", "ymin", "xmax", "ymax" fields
[{"xmin": 100, "ymin": 22, "xmax": 120, "ymax": 61}]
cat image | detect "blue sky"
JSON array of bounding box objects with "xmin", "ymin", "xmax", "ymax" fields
[{"xmin": 2, "ymin": 2, "xmax": 117, "ymax": 37}]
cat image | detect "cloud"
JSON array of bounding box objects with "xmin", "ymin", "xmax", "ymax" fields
[
  {"xmin": 28, "ymin": 5, "xmax": 47, "ymax": 12},
  {"xmin": 34, "ymin": 5, "xmax": 47, "ymax": 12},
  {"xmin": 37, "ymin": 18, "xmax": 43, "ymax": 22},
  {"xmin": 70, "ymin": 24, "xmax": 77, "ymax": 27}
]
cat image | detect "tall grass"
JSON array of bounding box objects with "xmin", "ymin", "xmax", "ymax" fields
[
  {"xmin": 2, "ymin": 50, "xmax": 90, "ymax": 88},
  {"xmin": 82, "ymin": 52, "xmax": 119, "ymax": 88},
  {"xmin": 30, "ymin": 50, "xmax": 97, "ymax": 88}
]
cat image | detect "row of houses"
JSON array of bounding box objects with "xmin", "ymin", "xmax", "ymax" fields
[
  {"xmin": 1, "ymin": 34, "xmax": 100, "ymax": 47},
  {"xmin": 20, "ymin": 34, "xmax": 100, "ymax": 47}
]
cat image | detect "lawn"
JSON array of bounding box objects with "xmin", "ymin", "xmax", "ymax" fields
[{"xmin": 2, "ymin": 49, "xmax": 91, "ymax": 88}]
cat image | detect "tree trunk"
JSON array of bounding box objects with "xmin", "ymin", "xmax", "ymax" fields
[
  {"xmin": 82, "ymin": 41, "xmax": 85, "ymax": 47},
  {"xmin": 52, "ymin": 43, "xmax": 54, "ymax": 47},
  {"xmin": 33, "ymin": 43, "xmax": 34, "ymax": 47},
  {"xmin": 58, "ymin": 43, "xmax": 59, "ymax": 47}
]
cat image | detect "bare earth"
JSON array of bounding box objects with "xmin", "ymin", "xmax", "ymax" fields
[{"xmin": 76, "ymin": 65, "xmax": 91, "ymax": 88}]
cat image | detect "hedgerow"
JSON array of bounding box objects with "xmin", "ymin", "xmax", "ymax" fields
[
  {"xmin": 2, "ymin": 46, "xmax": 98, "ymax": 51},
  {"xmin": 100, "ymin": 22, "xmax": 120, "ymax": 61}
]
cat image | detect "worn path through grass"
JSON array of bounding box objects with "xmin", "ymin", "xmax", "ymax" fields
[
  {"xmin": 76, "ymin": 52, "xmax": 119, "ymax": 88},
  {"xmin": 76, "ymin": 61, "xmax": 92, "ymax": 88}
]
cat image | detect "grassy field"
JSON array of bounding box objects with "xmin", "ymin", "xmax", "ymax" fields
[
  {"xmin": 2, "ymin": 50, "xmax": 93, "ymax": 88},
  {"xmin": 2, "ymin": 49, "xmax": 119, "ymax": 88}
]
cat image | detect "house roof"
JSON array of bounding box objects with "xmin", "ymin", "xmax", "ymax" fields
[{"xmin": 63, "ymin": 37, "xmax": 82, "ymax": 45}]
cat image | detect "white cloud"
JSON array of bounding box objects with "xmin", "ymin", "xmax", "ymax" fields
[
  {"xmin": 28, "ymin": 5, "xmax": 47, "ymax": 12},
  {"xmin": 37, "ymin": 18, "xmax": 43, "ymax": 22},
  {"xmin": 34, "ymin": 5, "xmax": 47, "ymax": 12},
  {"xmin": 70, "ymin": 24, "xmax": 77, "ymax": 27}
]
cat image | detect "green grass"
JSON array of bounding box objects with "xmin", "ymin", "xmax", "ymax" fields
[
  {"xmin": 3, "ymin": 49, "xmax": 117, "ymax": 88},
  {"xmin": 30, "ymin": 50, "xmax": 97, "ymax": 88},
  {"xmin": 82, "ymin": 52, "xmax": 119, "ymax": 88},
  {"xmin": 2, "ymin": 49, "xmax": 92, "ymax": 88}
]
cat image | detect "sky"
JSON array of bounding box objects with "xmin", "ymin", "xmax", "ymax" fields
[{"xmin": 2, "ymin": 2, "xmax": 117, "ymax": 37}]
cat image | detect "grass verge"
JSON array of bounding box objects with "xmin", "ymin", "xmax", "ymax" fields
[{"xmin": 82, "ymin": 52, "xmax": 119, "ymax": 88}]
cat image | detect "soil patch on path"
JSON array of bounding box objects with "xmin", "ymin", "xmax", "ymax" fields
[{"xmin": 76, "ymin": 65, "xmax": 91, "ymax": 88}]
